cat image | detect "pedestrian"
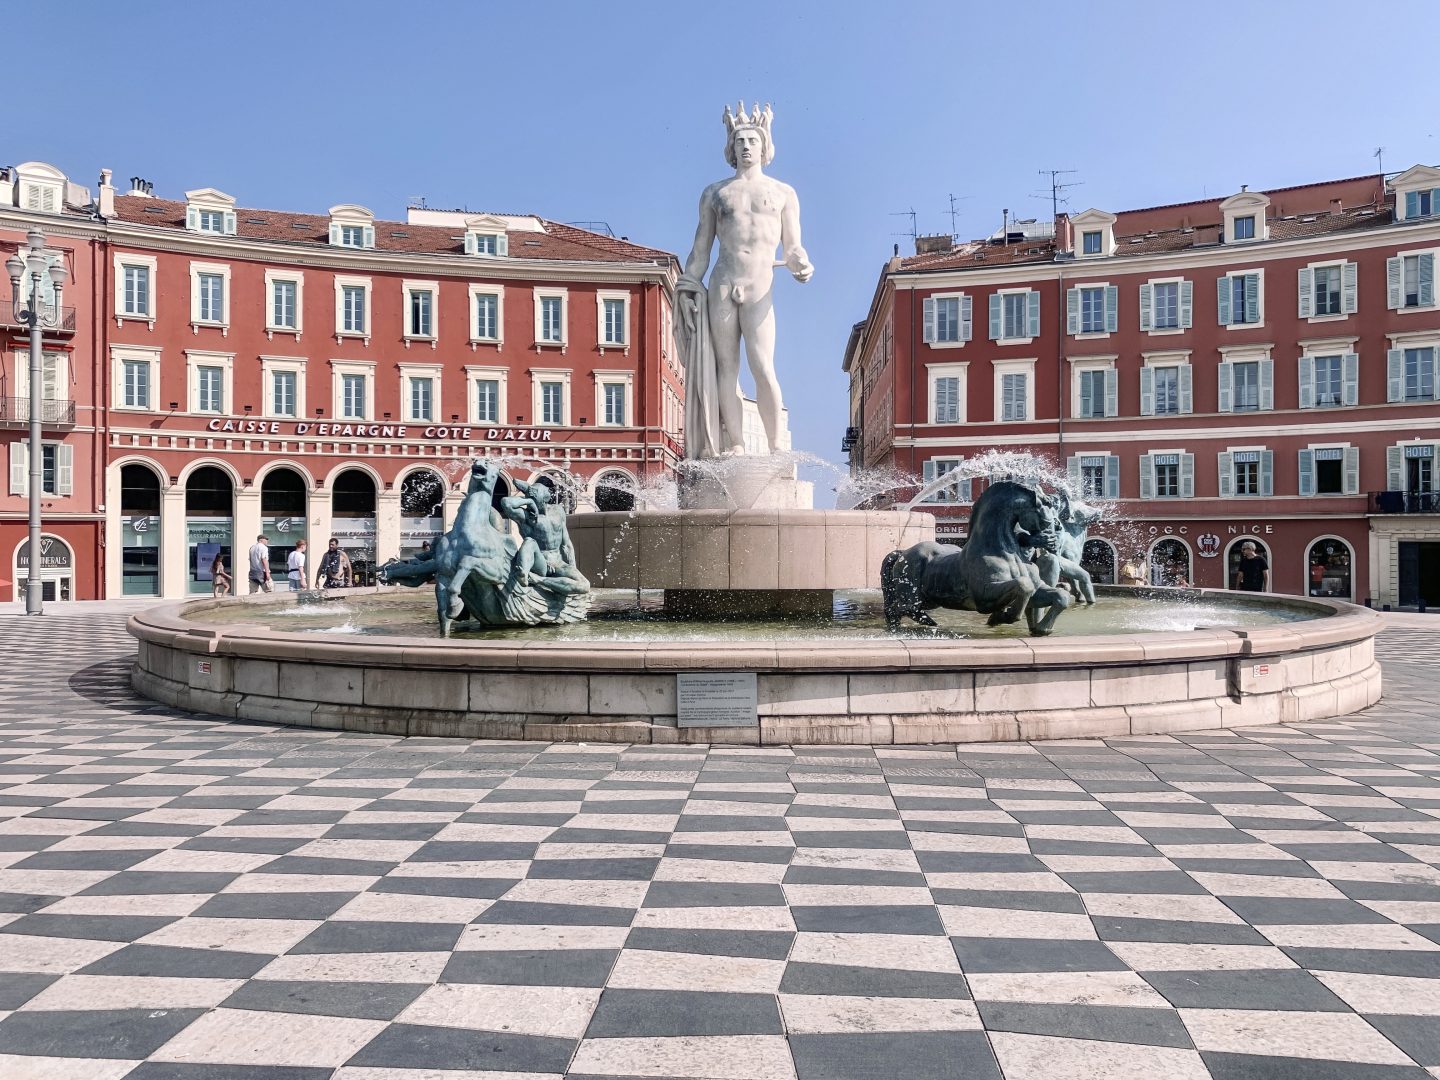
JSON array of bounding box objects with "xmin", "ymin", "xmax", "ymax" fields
[
  {"xmin": 317, "ymin": 538, "xmax": 352, "ymax": 589},
  {"xmin": 1120, "ymin": 554, "xmax": 1145, "ymax": 587},
  {"xmin": 210, "ymin": 553, "xmax": 231, "ymax": 598},
  {"xmin": 247, "ymin": 535, "xmax": 272, "ymax": 593},
  {"xmin": 1233, "ymin": 541, "xmax": 1270, "ymax": 592},
  {"xmin": 287, "ymin": 539, "xmax": 308, "ymax": 591}
]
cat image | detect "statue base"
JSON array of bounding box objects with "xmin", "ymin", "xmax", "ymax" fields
[
  {"xmin": 663, "ymin": 588, "xmax": 833, "ymax": 619},
  {"xmin": 678, "ymin": 456, "xmax": 813, "ymax": 511}
]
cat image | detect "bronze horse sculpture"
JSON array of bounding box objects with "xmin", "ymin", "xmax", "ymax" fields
[{"xmin": 881, "ymin": 480, "xmax": 1074, "ymax": 636}]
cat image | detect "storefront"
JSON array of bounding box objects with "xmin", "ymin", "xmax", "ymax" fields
[
  {"xmin": 13, "ymin": 534, "xmax": 75, "ymax": 602},
  {"xmin": 185, "ymin": 466, "xmax": 234, "ymax": 596},
  {"xmin": 399, "ymin": 468, "xmax": 446, "ymax": 560},
  {"xmin": 1307, "ymin": 537, "xmax": 1355, "ymax": 600},
  {"xmin": 121, "ymin": 463, "xmax": 163, "ymax": 597}
]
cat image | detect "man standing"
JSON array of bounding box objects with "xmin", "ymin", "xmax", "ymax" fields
[
  {"xmin": 676, "ymin": 102, "xmax": 812, "ymax": 459},
  {"xmin": 247, "ymin": 535, "xmax": 271, "ymax": 594},
  {"xmin": 287, "ymin": 539, "xmax": 308, "ymax": 591},
  {"xmin": 1233, "ymin": 541, "xmax": 1270, "ymax": 592},
  {"xmin": 317, "ymin": 538, "xmax": 351, "ymax": 589}
]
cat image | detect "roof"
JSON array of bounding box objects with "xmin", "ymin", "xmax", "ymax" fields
[{"xmin": 108, "ymin": 195, "xmax": 675, "ymax": 266}]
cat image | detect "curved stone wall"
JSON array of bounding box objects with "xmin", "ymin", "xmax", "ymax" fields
[{"xmin": 128, "ymin": 589, "xmax": 1382, "ymax": 745}]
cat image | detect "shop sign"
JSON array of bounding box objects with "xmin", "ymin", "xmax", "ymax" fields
[
  {"xmin": 1148, "ymin": 523, "xmax": 1274, "ymax": 537},
  {"xmin": 205, "ymin": 417, "xmax": 555, "ymax": 443},
  {"xmin": 1153, "ymin": 454, "xmax": 1180, "ymax": 466},
  {"xmin": 125, "ymin": 516, "xmax": 159, "ymax": 543},
  {"xmin": 1080, "ymin": 455, "xmax": 1105, "ymax": 466},
  {"xmin": 1233, "ymin": 451, "xmax": 1261, "ymax": 464},
  {"xmin": 16, "ymin": 535, "xmax": 72, "ymax": 570},
  {"xmin": 1196, "ymin": 533, "xmax": 1221, "ymax": 558},
  {"xmin": 1405, "ymin": 445, "xmax": 1433, "ymax": 459},
  {"xmin": 266, "ymin": 517, "xmax": 299, "ymax": 534}
]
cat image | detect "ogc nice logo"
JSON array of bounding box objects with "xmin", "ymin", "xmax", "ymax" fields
[{"xmin": 1196, "ymin": 533, "xmax": 1221, "ymax": 558}]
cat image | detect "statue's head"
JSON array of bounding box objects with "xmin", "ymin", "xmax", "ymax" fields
[{"xmin": 724, "ymin": 100, "xmax": 775, "ymax": 167}]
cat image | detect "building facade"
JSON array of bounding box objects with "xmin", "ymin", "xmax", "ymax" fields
[
  {"xmin": 1, "ymin": 161, "xmax": 682, "ymax": 600},
  {"xmin": 845, "ymin": 166, "xmax": 1440, "ymax": 607}
]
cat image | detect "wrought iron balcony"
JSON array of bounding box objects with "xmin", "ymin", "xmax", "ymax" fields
[
  {"xmin": 841, "ymin": 425, "xmax": 861, "ymax": 453},
  {"xmin": 1370, "ymin": 490, "xmax": 1440, "ymax": 514},
  {"xmin": 0, "ymin": 397, "xmax": 75, "ymax": 427},
  {"xmin": 0, "ymin": 300, "xmax": 76, "ymax": 334}
]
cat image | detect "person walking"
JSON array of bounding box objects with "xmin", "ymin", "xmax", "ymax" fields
[
  {"xmin": 317, "ymin": 538, "xmax": 352, "ymax": 589},
  {"xmin": 247, "ymin": 535, "xmax": 272, "ymax": 593},
  {"xmin": 1233, "ymin": 541, "xmax": 1270, "ymax": 592},
  {"xmin": 210, "ymin": 553, "xmax": 231, "ymax": 598},
  {"xmin": 287, "ymin": 539, "xmax": 308, "ymax": 591}
]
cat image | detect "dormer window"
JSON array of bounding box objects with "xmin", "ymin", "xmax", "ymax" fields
[
  {"xmin": 463, "ymin": 215, "xmax": 510, "ymax": 257},
  {"xmin": 1081, "ymin": 230, "xmax": 1103, "ymax": 255},
  {"xmin": 1219, "ymin": 188, "xmax": 1270, "ymax": 243},
  {"xmin": 184, "ymin": 188, "xmax": 237, "ymax": 236},
  {"xmin": 13, "ymin": 162, "xmax": 67, "ymax": 215},
  {"xmin": 1232, "ymin": 215, "xmax": 1256, "ymax": 240},
  {"xmin": 327, "ymin": 205, "xmax": 376, "ymax": 249},
  {"xmin": 1391, "ymin": 165, "xmax": 1440, "ymax": 222},
  {"xmin": 197, "ymin": 210, "xmax": 227, "ymax": 234},
  {"xmin": 1070, "ymin": 209, "xmax": 1116, "ymax": 258},
  {"xmin": 339, "ymin": 225, "xmax": 367, "ymax": 248}
]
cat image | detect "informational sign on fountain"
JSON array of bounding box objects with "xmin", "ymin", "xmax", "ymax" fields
[{"xmin": 676, "ymin": 673, "xmax": 759, "ymax": 728}]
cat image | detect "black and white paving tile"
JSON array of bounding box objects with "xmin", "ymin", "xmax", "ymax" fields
[{"xmin": 1, "ymin": 604, "xmax": 1439, "ymax": 1078}]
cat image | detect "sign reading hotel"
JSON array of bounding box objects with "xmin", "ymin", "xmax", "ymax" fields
[{"xmin": 205, "ymin": 417, "xmax": 554, "ymax": 442}]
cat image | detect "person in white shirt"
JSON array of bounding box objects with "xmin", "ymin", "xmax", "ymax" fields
[
  {"xmin": 247, "ymin": 535, "xmax": 272, "ymax": 593},
  {"xmin": 286, "ymin": 539, "xmax": 308, "ymax": 591}
]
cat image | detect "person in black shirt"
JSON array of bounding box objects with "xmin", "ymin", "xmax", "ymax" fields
[{"xmin": 1233, "ymin": 541, "xmax": 1270, "ymax": 592}]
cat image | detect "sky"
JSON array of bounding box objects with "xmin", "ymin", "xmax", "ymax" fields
[{"xmin": 11, "ymin": 0, "xmax": 1435, "ymax": 489}]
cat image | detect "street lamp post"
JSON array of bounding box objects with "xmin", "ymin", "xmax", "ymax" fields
[{"xmin": 6, "ymin": 229, "xmax": 69, "ymax": 615}]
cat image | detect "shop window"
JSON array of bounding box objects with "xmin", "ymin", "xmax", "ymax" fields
[
  {"xmin": 594, "ymin": 471, "xmax": 636, "ymax": 512},
  {"xmin": 261, "ymin": 468, "xmax": 307, "ymax": 582},
  {"xmin": 184, "ymin": 466, "xmax": 233, "ymax": 596},
  {"xmin": 1149, "ymin": 538, "xmax": 1191, "ymax": 587},
  {"xmin": 120, "ymin": 463, "xmax": 162, "ymax": 597},
  {"xmin": 1228, "ymin": 538, "xmax": 1272, "ymax": 592},
  {"xmin": 1081, "ymin": 538, "xmax": 1116, "ymax": 584},
  {"xmin": 1308, "ymin": 539, "xmax": 1353, "ymax": 599}
]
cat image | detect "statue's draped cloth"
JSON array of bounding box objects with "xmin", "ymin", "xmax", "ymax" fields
[{"xmin": 675, "ymin": 275, "xmax": 721, "ymax": 460}]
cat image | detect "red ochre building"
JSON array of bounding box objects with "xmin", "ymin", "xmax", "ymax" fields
[
  {"xmin": 844, "ymin": 166, "xmax": 1440, "ymax": 607},
  {"xmin": 0, "ymin": 160, "xmax": 682, "ymax": 600}
]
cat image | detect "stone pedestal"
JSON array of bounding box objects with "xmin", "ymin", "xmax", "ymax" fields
[{"xmin": 678, "ymin": 457, "xmax": 814, "ymax": 511}]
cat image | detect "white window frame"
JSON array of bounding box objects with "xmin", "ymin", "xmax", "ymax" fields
[
  {"xmin": 1299, "ymin": 442, "xmax": 1359, "ymax": 498},
  {"xmin": 328, "ymin": 205, "xmax": 375, "ymax": 249},
  {"xmin": 1390, "ymin": 165, "xmax": 1440, "ymax": 222},
  {"xmin": 994, "ymin": 288, "xmax": 1038, "ymax": 345},
  {"xmin": 10, "ymin": 440, "xmax": 73, "ymax": 498},
  {"xmin": 1390, "ymin": 247, "xmax": 1439, "ymax": 314},
  {"xmin": 260, "ymin": 355, "xmax": 307, "ymax": 420},
  {"xmin": 330, "ymin": 360, "xmax": 375, "ymax": 421},
  {"xmin": 12, "ymin": 350, "xmax": 68, "ymax": 405},
  {"xmin": 110, "ymin": 345, "xmax": 161, "ymax": 413},
  {"xmin": 399, "ymin": 362, "xmax": 443, "ymax": 424},
  {"xmin": 1222, "ymin": 444, "xmax": 1273, "ymax": 498},
  {"xmin": 403, "ymin": 280, "xmax": 439, "ymax": 346},
  {"xmin": 264, "ymin": 269, "xmax": 304, "ymax": 339},
  {"xmin": 1220, "ymin": 189, "xmax": 1271, "ymax": 243},
  {"xmin": 1385, "ymin": 329, "xmax": 1440, "ymax": 404},
  {"xmin": 1068, "ymin": 448, "xmax": 1119, "ymax": 500},
  {"xmin": 468, "ymin": 285, "xmax": 505, "ymax": 346},
  {"xmin": 184, "ymin": 189, "xmax": 237, "ymax": 236},
  {"xmin": 925, "ymin": 362, "xmax": 968, "ymax": 425},
  {"xmin": 334, "ymin": 275, "xmax": 372, "ymax": 344},
  {"xmin": 1140, "ymin": 351, "xmax": 1193, "ymax": 417},
  {"xmin": 1068, "ymin": 281, "xmax": 1116, "ymax": 339},
  {"xmin": 531, "ymin": 367, "xmax": 571, "ymax": 426},
  {"xmin": 1218, "ymin": 344, "xmax": 1273, "ymax": 413},
  {"xmin": 1140, "ymin": 447, "xmax": 1194, "ymax": 500},
  {"xmin": 1218, "ymin": 268, "xmax": 1265, "ymax": 329},
  {"xmin": 1140, "ymin": 276, "xmax": 1190, "ymax": 335},
  {"xmin": 993, "ymin": 358, "xmax": 1037, "ymax": 423},
  {"xmin": 466, "ymin": 365, "xmax": 508, "ymax": 426},
  {"xmin": 922, "ymin": 292, "xmax": 972, "ymax": 349},
  {"xmin": 188, "ymin": 261, "xmax": 231, "ymax": 334},
  {"xmin": 921, "ymin": 456, "xmax": 971, "ymax": 504},
  {"xmin": 1068, "ymin": 356, "xmax": 1117, "ymax": 420},
  {"xmin": 534, "ymin": 288, "xmax": 568, "ymax": 348},
  {"xmin": 1298, "ymin": 258, "xmax": 1357, "ymax": 323},
  {"xmin": 113, "ymin": 253, "xmax": 157, "ymax": 327},
  {"xmin": 1070, "ymin": 208, "xmax": 1116, "ymax": 258},
  {"xmin": 594, "ymin": 370, "xmax": 634, "ymax": 427},
  {"xmin": 596, "ymin": 290, "xmax": 631, "ymax": 352},
  {"xmin": 185, "ymin": 349, "xmax": 234, "ymax": 416},
  {"xmin": 1298, "ymin": 336, "xmax": 1359, "ymax": 410}
]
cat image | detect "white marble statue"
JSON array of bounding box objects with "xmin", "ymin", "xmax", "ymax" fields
[{"xmin": 677, "ymin": 102, "xmax": 813, "ymax": 459}]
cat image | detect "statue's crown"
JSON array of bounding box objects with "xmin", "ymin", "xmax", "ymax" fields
[{"xmin": 723, "ymin": 100, "xmax": 773, "ymax": 137}]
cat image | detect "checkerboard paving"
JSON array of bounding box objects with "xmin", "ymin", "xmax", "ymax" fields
[{"xmin": 0, "ymin": 607, "xmax": 1439, "ymax": 1078}]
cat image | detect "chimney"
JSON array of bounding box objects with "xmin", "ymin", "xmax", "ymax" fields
[
  {"xmin": 914, "ymin": 234, "xmax": 954, "ymax": 256},
  {"xmin": 98, "ymin": 169, "xmax": 115, "ymax": 218},
  {"xmin": 1330, "ymin": 197, "xmax": 1343, "ymax": 213},
  {"xmin": 1055, "ymin": 212, "xmax": 1073, "ymax": 253},
  {"xmin": 127, "ymin": 176, "xmax": 153, "ymax": 198}
]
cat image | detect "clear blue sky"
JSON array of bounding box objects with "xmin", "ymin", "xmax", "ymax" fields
[{"xmin": 14, "ymin": 0, "xmax": 1434, "ymax": 481}]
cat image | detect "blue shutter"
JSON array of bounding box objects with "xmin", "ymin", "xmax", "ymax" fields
[
  {"xmin": 1420, "ymin": 253, "xmax": 1435, "ymax": 307},
  {"xmin": 1105, "ymin": 455, "xmax": 1120, "ymax": 498},
  {"xmin": 1218, "ymin": 452, "xmax": 1234, "ymax": 498},
  {"xmin": 1298, "ymin": 356, "xmax": 1315, "ymax": 409},
  {"xmin": 1104, "ymin": 285, "xmax": 1118, "ymax": 332},
  {"xmin": 1138, "ymin": 283, "xmax": 1153, "ymax": 331},
  {"xmin": 1026, "ymin": 291, "xmax": 1040, "ymax": 338},
  {"xmin": 496, "ymin": 234, "xmax": 509, "ymax": 257},
  {"xmin": 1066, "ymin": 455, "xmax": 1080, "ymax": 490},
  {"xmin": 1343, "ymin": 353, "xmax": 1359, "ymax": 406},
  {"xmin": 1259, "ymin": 358, "xmax": 1274, "ymax": 411},
  {"xmin": 223, "ymin": 210, "xmax": 237, "ymax": 235},
  {"xmin": 1180, "ymin": 453, "xmax": 1195, "ymax": 498},
  {"xmin": 960, "ymin": 295, "xmax": 973, "ymax": 341},
  {"xmin": 1179, "ymin": 364, "xmax": 1193, "ymax": 414},
  {"xmin": 922, "ymin": 298, "xmax": 936, "ymax": 344},
  {"xmin": 1387, "ymin": 446, "xmax": 1403, "ymax": 490},
  {"xmin": 1066, "ymin": 288, "xmax": 1080, "ymax": 335},
  {"xmin": 1388, "ymin": 257, "xmax": 1404, "ymax": 309},
  {"xmin": 922, "ymin": 459, "xmax": 936, "ymax": 485},
  {"xmin": 1216, "ymin": 276, "xmax": 1232, "ymax": 325},
  {"xmin": 1387, "ymin": 348, "xmax": 1405, "ymax": 401},
  {"xmin": 1218, "ymin": 362, "xmax": 1234, "ymax": 412},
  {"xmin": 1179, "ymin": 280, "xmax": 1193, "ymax": 328},
  {"xmin": 1138, "ymin": 454, "xmax": 1154, "ymax": 499},
  {"xmin": 1260, "ymin": 450, "xmax": 1274, "ymax": 497},
  {"xmin": 185, "ymin": 207, "xmax": 198, "ymax": 231},
  {"xmin": 1244, "ymin": 273, "xmax": 1260, "ymax": 323},
  {"xmin": 1342, "ymin": 261, "xmax": 1358, "ymax": 314},
  {"xmin": 1139, "ymin": 366, "xmax": 1155, "ymax": 415},
  {"xmin": 1298, "ymin": 449, "xmax": 1316, "ymax": 496},
  {"xmin": 329, "ymin": 223, "xmax": 341, "ymax": 246},
  {"xmin": 9, "ymin": 442, "xmax": 25, "ymax": 496},
  {"xmin": 1406, "ymin": 192, "xmax": 1421, "ymax": 219},
  {"xmin": 464, "ymin": 232, "xmax": 478, "ymax": 255},
  {"xmin": 1104, "ymin": 368, "xmax": 1117, "ymax": 417},
  {"xmin": 1344, "ymin": 446, "xmax": 1360, "ymax": 495},
  {"xmin": 1297, "ymin": 267, "xmax": 1313, "ymax": 318},
  {"xmin": 362, "ymin": 226, "xmax": 376, "ymax": 249},
  {"xmin": 1078, "ymin": 372, "xmax": 1092, "ymax": 418},
  {"xmin": 988, "ymin": 294, "xmax": 1002, "ymax": 340}
]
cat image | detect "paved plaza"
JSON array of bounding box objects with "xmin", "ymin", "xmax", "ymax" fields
[{"xmin": 0, "ymin": 604, "xmax": 1439, "ymax": 1079}]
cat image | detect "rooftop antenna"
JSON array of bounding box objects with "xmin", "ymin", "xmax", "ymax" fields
[
  {"xmin": 889, "ymin": 207, "xmax": 917, "ymax": 240},
  {"xmin": 1374, "ymin": 146, "xmax": 1385, "ymax": 177},
  {"xmin": 1036, "ymin": 168, "xmax": 1081, "ymax": 220},
  {"xmin": 946, "ymin": 193, "xmax": 972, "ymax": 236},
  {"xmin": 409, "ymin": 194, "xmax": 429, "ymax": 210}
]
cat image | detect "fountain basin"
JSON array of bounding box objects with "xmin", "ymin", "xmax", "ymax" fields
[{"xmin": 128, "ymin": 588, "xmax": 1381, "ymax": 745}]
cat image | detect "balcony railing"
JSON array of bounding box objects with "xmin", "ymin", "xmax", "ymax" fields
[
  {"xmin": 1370, "ymin": 490, "xmax": 1440, "ymax": 514},
  {"xmin": 0, "ymin": 301, "xmax": 77, "ymax": 334},
  {"xmin": 0, "ymin": 397, "xmax": 75, "ymax": 426}
]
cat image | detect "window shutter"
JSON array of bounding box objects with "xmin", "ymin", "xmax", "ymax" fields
[
  {"xmin": 1260, "ymin": 450, "xmax": 1274, "ymax": 497},
  {"xmin": 497, "ymin": 234, "xmax": 509, "ymax": 257},
  {"xmin": 1026, "ymin": 291, "xmax": 1040, "ymax": 338},
  {"xmin": 960, "ymin": 477, "xmax": 973, "ymax": 503},
  {"xmin": 1218, "ymin": 361, "xmax": 1234, "ymax": 412},
  {"xmin": 1218, "ymin": 452, "xmax": 1234, "ymax": 497},
  {"xmin": 362, "ymin": 226, "xmax": 375, "ymax": 249},
  {"xmin": 1344, "ymin": 446, "xmax": 1360, "ymax": 495},
  {"xmin": 1138, "ymin": 454, "xmax": 1155, "ymax": 499},
  {"xmin": 988, "ymin": 294, "xmax": 1002, "ymax": 340},
  {"xmin": 1180, "ymin": 453, "xmax": 1195, "ymax": 499},
  {"xmin": 328, "ymin": 223, "xmax": 341, "ymax": 246},
  {"xmin": 1387, "ymin": 445, "xmax": 1404, "ymax": 490},
  {"xmin": 1244, "ymin": 273, "xmax": 1260, "ymax": 323},
  {"xmin": 56, "ymin": 444, "xmax": 73, "ymax": 496},
  {"xmin": 1105, "ymin": 455, "xmax": 1120, "ymax": 499},
  {"xmin": 1216, "ymin": 276, "xmax": 1232, "ymax": 325},
  {"xmin": 1387, "ymin": 348, "xmax": 1405, "ymax": 402},
  {"xmin": 1420, "ymin": 253, "xmax": 1436, "ymax": 307},
  {"xmin": 1104, "ymin": 285, "xmax": 1118, "ymax": 333},
  {"xmin": 223, "ymin": 211, "xmax": 237, "ymax": 235},
  {"xmin": 1064, "ymin": 454, "xmax": 1081, "ymax": 492},
  {"xmin": 1406, "ymin": 192, "xmax": 1420, "ymax": 219},
  {"xmin": 1139, "ymin": 284, "xmax": 1153, "ymax": 331},
  {"xmin": 960, "ymin": 295, "xmax": 973, "ymax": 341},
  {"xmin": 1179, "ymin": 280, "xmax": 1193, "ymax": 328},
  {"xmin": 1139, "ymin": 367, "xmax": 1155, "ymax": 415},
  {"xmin": 1104, "ymin": 368, "xmax": 1117, "ymax": 417},
  {"xmin": 1066, "ymin": 287, "xmax": 1079, "ymax": 335},
  {"xmin": 922, "ymin": 459, "xmax": 936, "ymax": 484},
  {"xmin": 9, "ymin": 442, "xmax": 27, "ymax": 496},
  {"xmin": 1298, "ymin": 449, "xmax": 1316, "ymax": 496},
  {"xmin": 1259, "ymin": 358, "xmax": 1274, "ymax": 410},
  {"xmin": 185, "ymin": 207, "xmax": 198, "ymax": 231},
  {"xmin": 1297, "ymin": 267, "xmax": 1313, "ymax": 318},
  {"xmin": 1078, "ymin": 373, "xmax": 1092, "ymax": 418},
  {"xmin": 464, "ymin": 232, "xmax": 477, "ymax": 255},
  {"xmin": 1343, "ymin": 353, "xmax": 1359, "ymax": 406},
  {"xmin": 1298, "ymin": 356, "xmax": 1315, "ymax": 409},
  {"xmin": 1342, "ymin": 261, "xmax": 1358, "ymax": 314},
  {"xmin": 1388, "ymin": 256, "xmax": 1404, "ymax": 309},
  {"xmin": 922, "ymin": 298, "xmax": 936, "ymax": 344},
  {"xmin": 1179, "ymin": 364, "xmax": 1193, "ymax": 414}
]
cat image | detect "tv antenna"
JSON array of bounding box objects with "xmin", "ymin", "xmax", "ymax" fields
[
  {"xmin": 1374, "ymin": 146, "xmax": 1385, "ymax": 176},
  {"xmin": 889, "ymin": 207, "xmax": 917, "ymax": 240},
  {"xmin": 1036, "ymin": 168, "xmax": 1081, "ymax": 219},
  {"xmin": 946, "ymin": 193, "xmax": 972, "ymax": 236}
]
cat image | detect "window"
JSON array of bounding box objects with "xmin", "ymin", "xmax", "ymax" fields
[
  {"xmin": 1232, "ymin": 215, "xmax": 1256, "ymax": 241},
  {"xmin": 122, "ymin": 360, "xmax": 150, "ymax": 409},
  {"xmin": 1408, "ymin": 190, "xmax": 1436, "ymax": 219},
  {"xmin": 1082, "ymin": 230, "xmax": 1102, "ymax": 255},
  {"xmin": 341, "ymin": 285, "xmax": 367, "ymax": 335},
  {"xmin": 409, "ymin": 377, "xmax": 434, "ymax": 422},
  {"xmin": 1141, "ymin": 452, "xmax": 1195, "ymax": 499},
  {"xmin": 1155, "ymin": 457, "xmax": 1180, "ymax": 497},
  {"xmin": 1001, "ymin": 372, "xmax": 1027, "ymax": 421},
  {"xmin": 1405, "ymin": 347, "xmax": 1435, "ymax": 401},
  {"xmin": 1076, "ymin": 368, "xmax": 1114, "ymax": 419},
  {"xmin": 472, "ymin": 233, "xmax": 498, "ymax": 255},
  {"xmin": 601, "ymin": 297, "xmax": 627, "ymax": 346},
  {"xmin": 1147, "ymin": 366, "xmax": 1183, "ymax": 415},
  {"xmin": 272, "ymin": 370, "xmax": 297, "ymax": 417},
  {"xmin": 197, "ymin": 273, "xmax": 224, "ymax": 323},
  {"xmin": 1300, "ymin": 351, "xmax": 1357, "ymax": 409},
  {"xmin": 1220, "ymin": 449, "xmax": 1274, "ymax": 498},
  {"xmin": 1079, "ymin": 287, "xmax": 1107, "ymax": 334},
  {"xmin": 197, "ymin": 209, "xmax": 227, "ymax": 234},
  {"xmin": 196, "ymin": 365, "xmax": 224, "ymax": 413},
  {"xmin": 341, "ymin": 374, "xmax": 366, "ymax": 419},
  {"xmin": 1232, "ymin": 361, "xmax": 1260, "ymax": 411},
  {"xmin": 1314, "ymin": 356, "xmax": 1342, "ymax": 407},
  {"xmin": 1218, "ymin": 272, "xmax": 1261, "ymax": 326},
  {"xmin": 921, "ymin": 458, "xmax": 970, "ymax": 503},
  {"xmin": 603, "ymin": 382, "xmax": 626, "ymax": 425},
  {"xmin": 1313, "ymin": 265, "xmax": 1342, "ymax": 316},
  {"xmin": 923, "ymin": 295, "xmax": 972, "ymax": 344},
  {"xmin": 989, "ymin": 290, "xmax": 1039, "ymax": 341},
  {"xmin": 1081, "ymin": 458, "xmax": 1106, "ymax": 498},
  {"xmin": 122, "ymin": 265, "xmax": 150, "ymax": 317},
  {"xmin": 534, "ymin": 289, "xmax": 568, "ymax": 345},
  {"xmin": 340, "ymin": 224, "xmax": 366, "ymax": 248},
  {"xmin": 1299, "ymin": 446, "xmax": 1357, "ymax": 497},
  {"xmin": 1235, "ymin": 457, "xmax": 1260, "ymax": 495},
  {"xmin": 1299, "ymin": 262, "xmax": 1357, "ymax": 319},
  {"xmin": 9, "ymin": 442, "xmax": 72, "ymax": 497},
  {"xmin": 1219, "ymin": 355, "xmax": 1272, "ymax": 413},
  {"xmin": 475, "ymin": 379, "xmax": 499, "ymax": 423},
  {"xmin": 408, "ymin": 289, "xmax": 434, "ymax": 338},
  {"xmin": 41, "ymin": 444, "xmax": 58, "ymax": 495},
  {"xmin": 1002, "ymin": 293, "xmax": 1029, "ymax": 339},
  {"xmin": 1390, "ymin": 253, "xmax": 1436, "ymax": 310},
  {"xmin": 1068, "ymin": 453, "xmax": 1119, "ymax": 499},
  {"xmin": 1409, "ymin": 453, "xmax": 1433, "ymax": 493},
  {"xmin": 933, "ymin": 375, "xmax": 960, "ymax": 423},
  {"xmin": 271, "ymin": 280, "xmax": 298, "ymax": 330},
  {"xmin": 473, "ymin": 292, "xmax": 500, "ymax": 341},
  {"xmin": 1152, "ymin": 282, "xmax": 1178, "ymax": 329},
  {"xmin": 540, "ymin": 381, "xmax": 564, "ymax": 424}
]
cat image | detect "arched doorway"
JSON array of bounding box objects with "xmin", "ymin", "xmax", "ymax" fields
[
  {"xmin": 491, "ymin": 472, "xmax": 512, "ymax": 515},
  {"xmin": 185, "ymin": 466, "xmax": 233, "ymax": 595},
  {"xmin": 533, "ymin": 470, "xmax": 578, "ymax": 513},
  {"xmin": 13, "ymin": 534, "xmax": 74, "ymax": 602},
  {"xmin": 594, "ymin": 469, "xmax": 636, "ymax": 512},
  {"xmin": 1308, "ymin": 536, "xmax": 1354, "ymax": 600},
  {"xmin": 1227, "ymin": 537, "xmax": 1272, "ymax": 593},
  {"xmin": 400, "ymin": 468, "xmax": 447, "ymax": 559},
  {"xmin": 1149, "ymin": 537, "xmax": 1192, "ymax": 587},
  {"xmin": 120, "ymin": 463, "xmax": 162, "ymax": 596},
  {"xmin": 261, "ymin": 468, "xmax": 307, "ymax": 588},
  {"xmin": 332, "ymin": 469, "xmax": 377, "ymax": 586},
  {"xmin": 1081, "ymin": 537, "xmax": 1116, "ymax": 585}
]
